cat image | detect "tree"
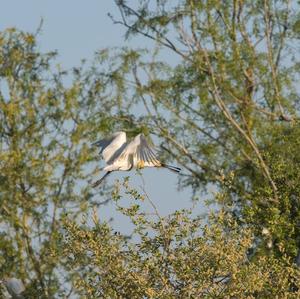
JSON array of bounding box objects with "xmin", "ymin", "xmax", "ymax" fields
[
  {"xmin": 94, "ymin": 0, "xmax": 300, "ymax": 260},
  {"xmin": 62, "ymin": 179, "xmax": 300, "ymax": 298},
  {"xmin": 2, "ymin": 0, "xmax": 300, "ymax": 297},
  {"xmin": 0, "ymin": 28, "xmax": 116, "ymax": 298}
]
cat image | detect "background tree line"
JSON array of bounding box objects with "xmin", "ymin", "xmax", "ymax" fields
[{"xmin": 1, "ymin": 0, "xmax": 300, "ymax": 297}]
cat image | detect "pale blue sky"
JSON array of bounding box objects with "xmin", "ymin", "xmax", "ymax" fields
[
  {"xmin": 1, "ymin": 1, "xmax": 207, "ymax": 232},
  {"xmin": 0, "ymin": 1, "xmax": 146, "ymax": 68}
]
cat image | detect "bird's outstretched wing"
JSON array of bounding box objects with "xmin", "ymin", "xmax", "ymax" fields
[
  {"xmin": 93, "ymin": 131, "xmax": 126, "ymax": 162},
  {"xmin": 133, "ymin": 134, "xmax": 161, "ymax": 168},
  {"xmin": 109, "ymin": 133, "xmax": 159, "ymax": 169}
]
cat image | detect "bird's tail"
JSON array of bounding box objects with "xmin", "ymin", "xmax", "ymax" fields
[
  {"xmin": 92, "ymin": 171, "xmax": 111, "ymax": 188},
  {"xmin": 161, "ymin": 163, "xmax": 181, "ymax": 173}
]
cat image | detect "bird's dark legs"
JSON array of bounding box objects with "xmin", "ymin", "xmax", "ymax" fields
[
  {"xmin": 92, "ymin": 171, "xmax": 112, "ymax": 188},
  {"xmin": 161, "ymin": 163, "xmax": 181, "ymax": 173}
]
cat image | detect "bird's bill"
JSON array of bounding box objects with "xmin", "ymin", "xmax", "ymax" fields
[{"xmin": 161, "ymin": 163, "xmax": 181, "ymax": 173}]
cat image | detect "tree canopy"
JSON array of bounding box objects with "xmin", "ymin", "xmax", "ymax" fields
[{"xmin": 1, "ymin": 0, "xmax": 300, "ymax": 297}]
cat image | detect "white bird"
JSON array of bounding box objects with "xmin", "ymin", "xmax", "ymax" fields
[
  {"xmin": 0, "ymin": 278, "xmax": 25, "ymax": 299},
  {"xmin": 92, "ymin": 131, "xmax": 181, "ymax": 187}
]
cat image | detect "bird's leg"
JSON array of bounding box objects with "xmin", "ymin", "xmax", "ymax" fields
[
  {"xmin": 92, "ymin": 171, "xmax": 112, "ymax": 188},
  {"xmin": 161, "ymin": 163, "xmax": 181, "ymax": 173}
]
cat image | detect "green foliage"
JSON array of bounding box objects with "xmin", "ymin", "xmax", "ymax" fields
[
  {"xmin": 0, "ymin": 28, "xmax": 117, "ymax": 298},
  {"xmin": 1, "ymin": 0, "xmax": 300, "ymax": 297},
  {"xmin": 105, "ymin": 0, "xmax": 300, "ymax": 260},
  {"xmin": 62, "ymin": 180, "xmax": 300, "ymax": 298}
]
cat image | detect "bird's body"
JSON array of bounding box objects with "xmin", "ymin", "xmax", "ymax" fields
[{"xmin": 92, "ymin": 131, "xmax": 180, "ymax": 187}]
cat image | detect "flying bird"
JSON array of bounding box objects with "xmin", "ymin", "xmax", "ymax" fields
[{"xmin": 92, "ymin": 131, "xmax": 181, "ymax": 187}]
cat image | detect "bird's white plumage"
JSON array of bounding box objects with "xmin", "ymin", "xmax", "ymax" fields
[
  {"xmin": 133, "ymin": 134, "xmax": 161, "ymax": 168},
  {"xmin": 92, "ymin": 132, "xmax": 180, "ymax": 187},
  {"xmin": 93, "ymin": 131, "xmax": 126, "ymax": 163},
  {"xmin": 104, "ymin": 133, "xmax": 161, "ymax": 171},
  {"xmin": 93, "ymin": 132, "xmax": 161, "ymax": 172}
]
